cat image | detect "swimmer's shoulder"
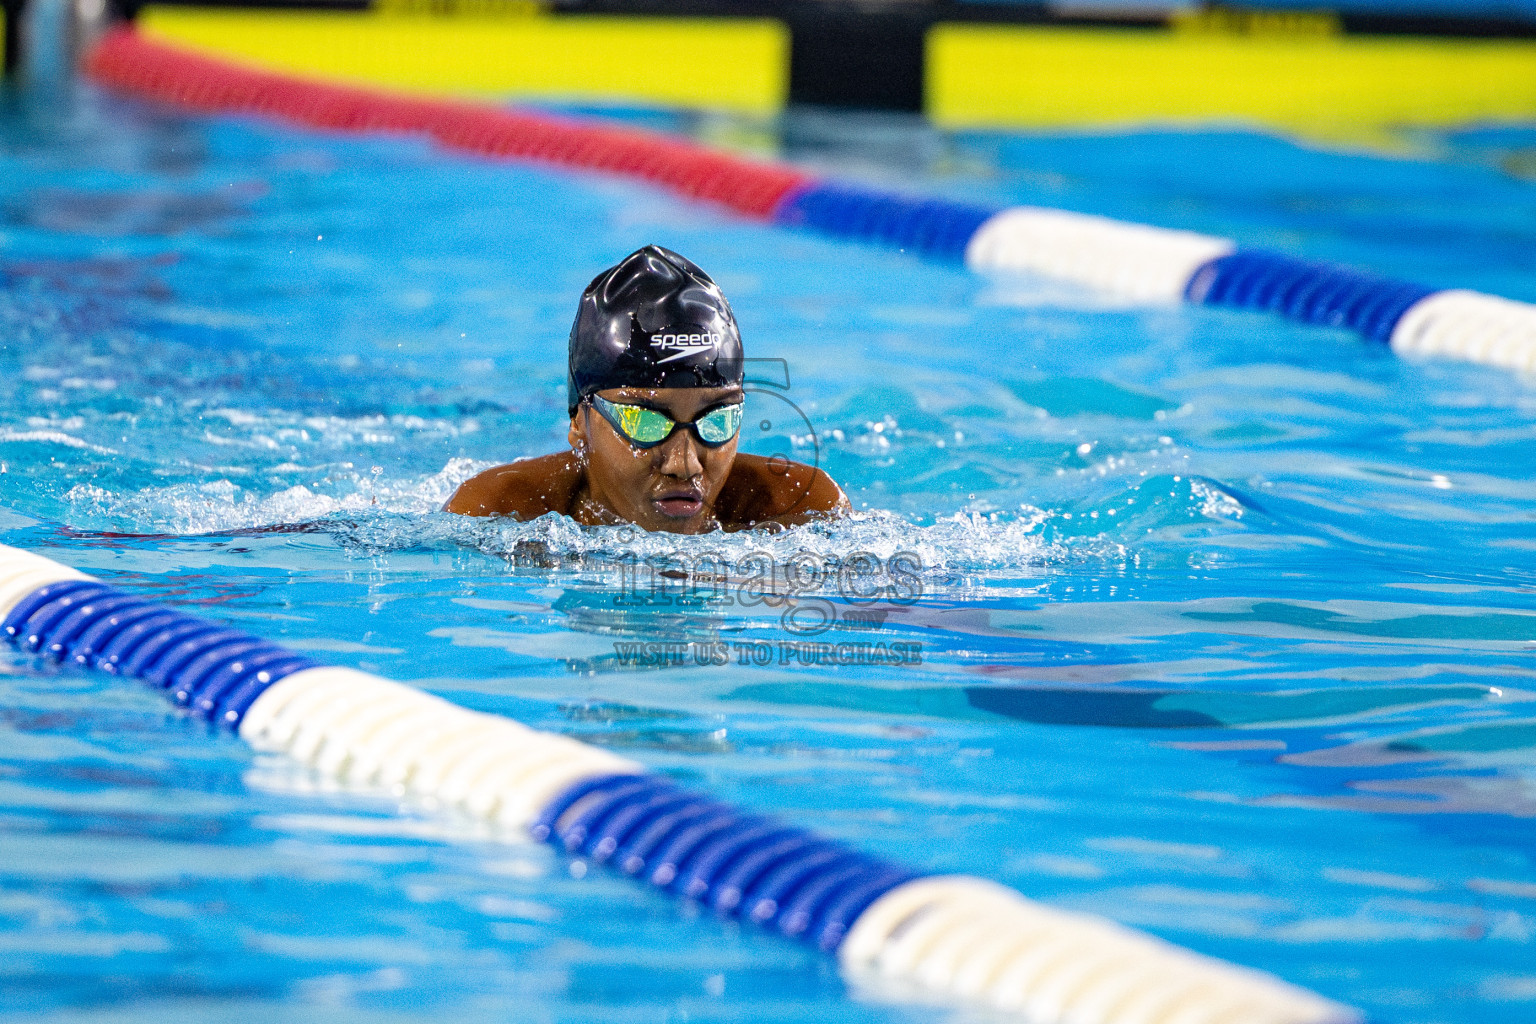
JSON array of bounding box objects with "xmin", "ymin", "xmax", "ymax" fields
[
  {"xmin": 444, "ymin": 452, "xmax": 584, "ymax": 519},
  {"xmin": 718, "ymin": 453, "xmax": 849, "ymax": 529}
]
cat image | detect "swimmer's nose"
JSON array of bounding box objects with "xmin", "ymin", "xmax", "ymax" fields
[{"xmin": 656, "ymin": 432, "xmax": 704, "ymax": 480}]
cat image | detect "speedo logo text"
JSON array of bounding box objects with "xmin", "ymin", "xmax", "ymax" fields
[{"xmin": 651, "ymin": 331, "xmax": 720, "ymax": 363}]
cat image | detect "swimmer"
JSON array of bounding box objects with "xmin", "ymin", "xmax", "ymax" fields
[{"xmin": 447, "ymin": 245, "xmax": 847, "ymax": 533}]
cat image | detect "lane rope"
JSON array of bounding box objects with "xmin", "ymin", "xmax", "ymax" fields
[
  {"xmin": 80, "ymin": 27, "xmax": 1536, "ymax": 374},
  {"xmin": 0, "ymin": 542, "xmax": 1355, "ymax": 1024}
]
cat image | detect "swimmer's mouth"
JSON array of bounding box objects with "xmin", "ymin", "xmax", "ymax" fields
[{"xmin": 653, "ymin": 489, "xmax": 704, "ymax": 518}]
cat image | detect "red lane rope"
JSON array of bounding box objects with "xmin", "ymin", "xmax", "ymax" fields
[{"xmin": 83, "ymin": 28, "xmax": 810, "ymax": 220}]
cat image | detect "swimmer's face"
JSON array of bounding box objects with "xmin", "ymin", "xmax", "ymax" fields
[{"xmin": 569, "ymin": 385, "xmax": 743, "ymax": 534}]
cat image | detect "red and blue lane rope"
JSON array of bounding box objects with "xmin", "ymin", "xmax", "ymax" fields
[
  {"xmin": 81, "ymin": 27, "xmax": 1536, "ymax": 371},
  {"xmin": 82, "ymin": 27, "xmax": 807, "ymax": 220}
]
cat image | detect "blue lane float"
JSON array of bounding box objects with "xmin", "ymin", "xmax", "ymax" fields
[
  {"xmin": 1184, "ymin": 250, "xmax": 1437, "ymax": 345},
  {"xmin": 771, "ymin": 181, "xmax": 1002, "ymax": 264},
  {"xmin": 0, "ymin": 543, "xmax": 1354, "ymax": 1024},
  {"xmin": 534, "ymin": 771, "xmax": 917, "ymax": 951},
  {"xmin": 3, "ymin": 577, "xmax": 320, "ymax": 727}
]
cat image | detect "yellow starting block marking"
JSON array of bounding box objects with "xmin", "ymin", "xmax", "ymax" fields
[
  {"xmin": 136, "ymin": 6, "xmax": 789, "ymax": 114},
  {"xmin": 927, "ymin": 24, "xmax": 1536, "ymax": 147}
]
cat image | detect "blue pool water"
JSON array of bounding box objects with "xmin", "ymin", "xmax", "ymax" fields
[{"xmin": 3, "ymin": 68, "xmax": 1536, "ymax": 1024}]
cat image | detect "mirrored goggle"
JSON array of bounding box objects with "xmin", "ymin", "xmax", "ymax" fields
[{"xmin": 591, "ymin": 395, "xmax": 743, "ymax": 449}]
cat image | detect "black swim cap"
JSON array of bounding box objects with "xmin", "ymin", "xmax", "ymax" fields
[{"xmin": 567, "ymin": 245, "xmax": 744, "ymax": 415}]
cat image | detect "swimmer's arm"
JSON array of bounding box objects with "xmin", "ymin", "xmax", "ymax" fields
[
  {"xmin": 718, "ymin": 453, "xmax": 850, "ymax": 530},
  {"xmin": 768, "ymin": 462, "xmax": 849, "ymax": 527},
  {"xmin": 444, "ymin": 453, "xmax": 583, "ymax": 518}
]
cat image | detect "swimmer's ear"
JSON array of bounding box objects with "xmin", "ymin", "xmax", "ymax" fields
[{"xmin": 568, "ymin": 407, "xmax": 588, "ymax": 456}]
